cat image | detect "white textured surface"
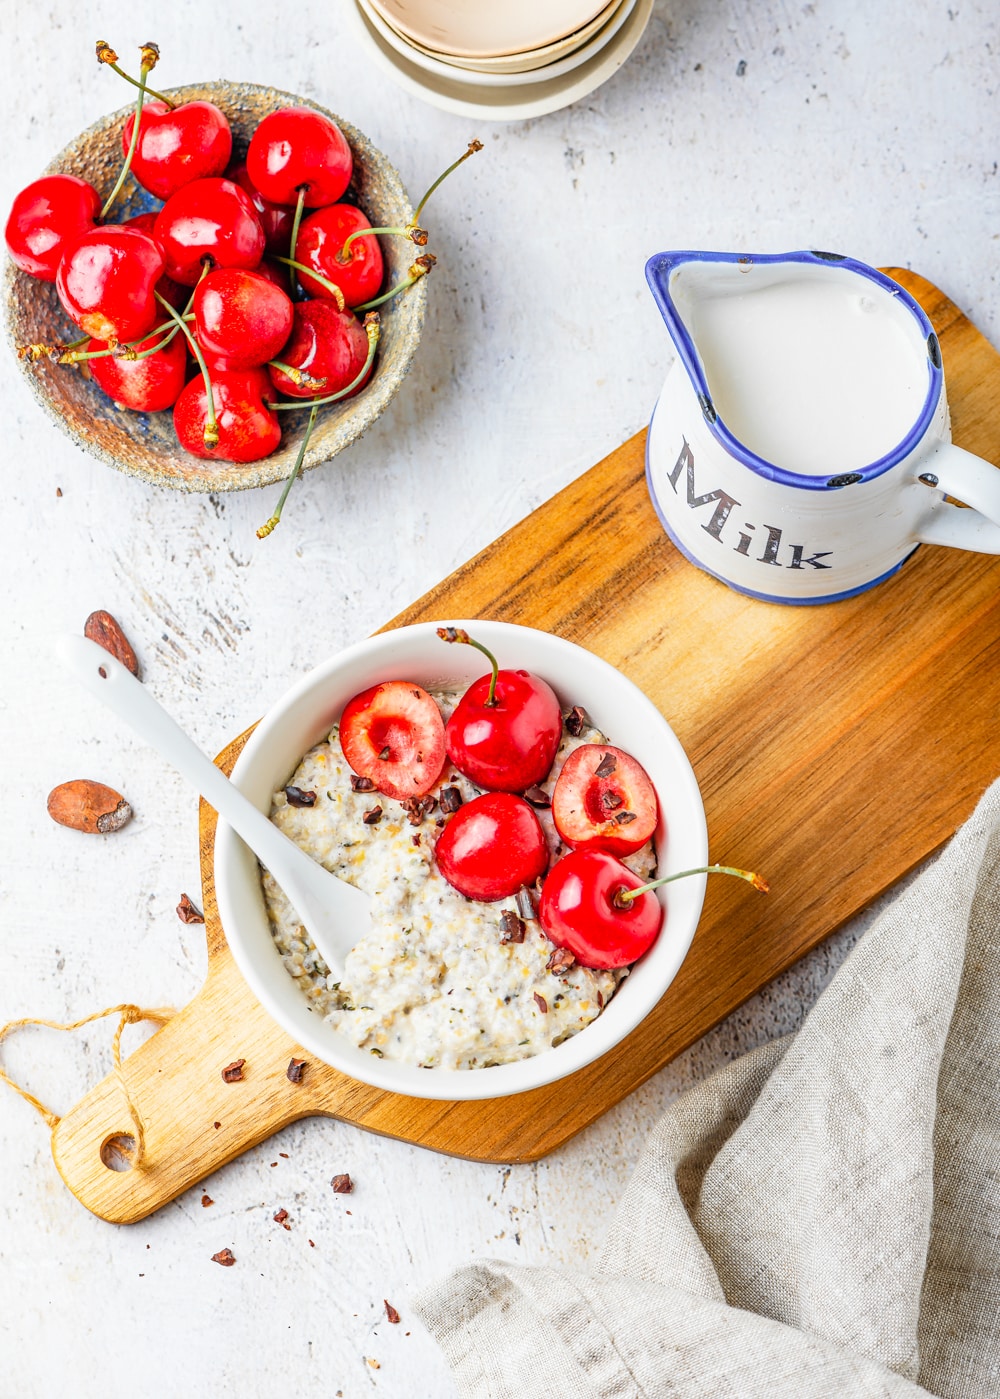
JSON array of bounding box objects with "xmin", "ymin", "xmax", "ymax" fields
[{"xmin": 0, "ymin": 2, "xmax": 996, "ymax": 1395}]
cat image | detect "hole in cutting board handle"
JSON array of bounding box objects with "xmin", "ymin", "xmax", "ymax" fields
[{"xmin": 100, "ymin": 1133, "xmax": 137, "ymax": 1172}]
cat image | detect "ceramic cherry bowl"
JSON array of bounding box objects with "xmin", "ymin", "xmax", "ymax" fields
[
  {"xmin": 3, "ymin": 81, "xmax": 425, "ymax": 493},
  {"xmin": 214, "ymin": 620, "xmax": 708, "ymax": 1101}
]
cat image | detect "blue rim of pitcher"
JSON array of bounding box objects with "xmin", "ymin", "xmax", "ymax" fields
[
  {"xmin": 642, "ymin": 414, "xmax": 918, "ymax": 604},
  {"xmin": 643, "ymin": 249, "xmax": 943, "ymax": 493}
]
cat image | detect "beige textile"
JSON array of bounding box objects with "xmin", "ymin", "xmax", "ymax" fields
[{"xmin": 414, "ymin": 778, "xmax": 1000, "ymax": 1398}]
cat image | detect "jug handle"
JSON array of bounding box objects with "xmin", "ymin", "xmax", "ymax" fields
[{"xmin": 913, "ymin": 444, "xmax": 1000, "ymax": 554}]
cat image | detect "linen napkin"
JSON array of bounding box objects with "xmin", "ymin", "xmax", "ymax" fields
[{"xmin": 414, "ymin": 776, "xmax": 1000, "ymax": 1398}]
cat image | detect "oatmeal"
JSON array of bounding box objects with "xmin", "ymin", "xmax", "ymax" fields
[{"xmin": 262, "ymin": 695, "xmax": 656, "ymax": 1070}]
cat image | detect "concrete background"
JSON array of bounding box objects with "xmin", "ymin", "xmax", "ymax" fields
[{"xmin": 1, "ymin": 1, "xmax": 997, "ymax": 1394}]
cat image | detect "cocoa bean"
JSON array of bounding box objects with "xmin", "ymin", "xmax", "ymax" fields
[
  {"xmin": 83, "ymin": 610, "xmax": 139, "ymax": 677},
  {"xmin": 46, "ymin": 779, "xmax": 132, "ymax": 834}
]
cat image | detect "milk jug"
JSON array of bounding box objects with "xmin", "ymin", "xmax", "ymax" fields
[{"xmin": 645, "ymin": 249, "xmax": 1000, "ymax": 603}]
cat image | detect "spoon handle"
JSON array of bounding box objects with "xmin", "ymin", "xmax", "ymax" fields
[{"xmin": 52, "ymin": 635, "xmax": 329, "ymax": 902}]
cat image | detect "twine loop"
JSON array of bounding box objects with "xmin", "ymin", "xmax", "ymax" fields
[{"xmin": 0, "ymin": 1003, "xmax": 175, "ymax": 1168}]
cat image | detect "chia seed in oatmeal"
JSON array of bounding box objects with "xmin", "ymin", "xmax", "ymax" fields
[{"xmin": 261, "ymin": 694, "xmax": 656, "ymax": 1070}]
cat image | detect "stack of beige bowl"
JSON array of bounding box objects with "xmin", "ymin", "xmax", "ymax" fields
[{"xmin": 348, "ymin": 0, "xmax": 654, "ymax": 121}]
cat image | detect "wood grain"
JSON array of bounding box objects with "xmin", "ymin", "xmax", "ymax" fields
[{"xmin": 50, "ymin": 270, "xmax": 1000, "ymax": 1223}]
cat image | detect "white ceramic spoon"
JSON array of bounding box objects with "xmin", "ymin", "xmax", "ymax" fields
[{"xmin": 55, "ymin": 635, "xmax": 368, "ymax": 976}]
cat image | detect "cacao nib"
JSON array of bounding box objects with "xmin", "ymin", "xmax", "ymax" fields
[
  {"xmin": 499, "ymin": 910, "xmax": 526, "ymax": 944},
  {"xmin": 350, "ymin": 774, "xmax": 376, "ymax": 792},
  {"xmin": 201, "ymin": 1193, "xmax": 214, "ymax": 1207},
  {"xmin": 273, "ymin": 1208, "xmax": 290, "ymax": 1229},
  {"xmin": 285, "ymin": 786, "xmax": 317, "ymax": 808},
  {"xmin": 286, "ymin": 1058, "xmax": 306, "ymax": 1083},
  {"xmin": 176, "ymin": 892, "xmax": 205, "ymax": 924},
  {"xmin": 362, "ymin": 806, "xmax": 383, "ymax": 825},
  {"xmin": 565, "ymin": 705, "xmax": 587, "ymax": 737},
  {"xmin": 221, "ymin": 1059, "xmax": 245, "ymax": 1083},
  {"xmin": 515, "ymin": 886, "xmax": 538, "ymax": 921},
  {"xmin": 401, "ymin": 795, "xmax": 436, "ymax": 825},
  {"xmin": 384, "ymin": 1300, "xmax": 401, "ymax": 1324},
  {"xmin": 594, "ymin": 752, "xmax": 617, "ymax": 779},
  {"xmin": 331, "ymin": 1173, "xmax": 353, "ymax": 1194},
  {"xmin": 614, "ymin": 811, "xmax": 637, "ymax": 825},
  {"xmin": 533, "ymin": 993, "xmax": 548, "ymax": 1014},
  {"xmin": 211, "ymin": 1247, "xmax": 236, "ymax": 1266},
  {"xmin": 546, "ymin": 947, "xmax": 576, "ymax": 974},
  {"xmin": 600, "ymin": 790, "xmax": 624, "ymax": 812},
  {"xmin": 439, "ymin": 786, "xmax": 463, "ymax": 814},
  {"xmin": 523, "ymin": 786, "xmax": 551, "ymax": 808}
]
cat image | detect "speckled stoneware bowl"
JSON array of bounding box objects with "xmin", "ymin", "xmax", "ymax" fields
[{"xmin": 3, "ymin": 82, "xmax": 425, "ymax": 492}]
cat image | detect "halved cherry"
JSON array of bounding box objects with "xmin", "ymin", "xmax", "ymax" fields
[
  {"xmin": 551, "ymin": 744, "xmax": 658, "ymax": 857},
  {"xmin": 435, "ymin": 792, "xmax": 548, "ymax": 902},
  {"xmin": 339, "ymin": 682, "xmax": 446, "ymax": 800}
]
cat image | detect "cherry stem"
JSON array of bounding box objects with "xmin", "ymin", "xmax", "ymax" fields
[
  {"xmin": 154, "ymin": 290, "xmax": 218, "ymax": 447},
  {"xmin": 96, "ymin": 40, "xmax": 174, "ymax": 105},
  {"xmin": 61, "ymin": 328, "xmax": 169, "ymax": 363},
  {"xmin": 340, "ymin": 224, "xmax": 427, "ymax": 260},
  {"xmin": 614, "ymin": 865, "xmax": 770, "ymax": 908},
  {"xmin": 270, "ymin": 313, "xmax": 380, "ymax": 412},
  {"xmin": 273, "ymin": 256, "xmax": 345, "ymax": 311},
  {"xmin": 256, "ymin": 405, "xmax": 319, "ymax": 539},
  {"xmin": 355, "ymin": 256, "xmax": 435, "ymax": 312},
  {"xmin": 287, "ymin": 187, "xmax": 307, "ymax": 299},
  {"xmin": 435, "ymin": 627, "xmax": 499, "ymax": 705},
  {"xmin": 260, "ymin": 319, "xmax": 381, "ymax": 533},
  {"xmin": 268, "ymin": 360, "xmax": 327, "ymax": 392},
  {"xmin": 100, "ymin": 61, "xmax": 151, "ymax": 219},
  {"xmin": 412, "ymin": 139, "xmax": 484, "ymax": 225}
]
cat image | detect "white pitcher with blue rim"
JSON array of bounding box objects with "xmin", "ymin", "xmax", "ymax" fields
[{"xmin": 645, "ymin": 249, "xmax": 1000, "ymax": 604}]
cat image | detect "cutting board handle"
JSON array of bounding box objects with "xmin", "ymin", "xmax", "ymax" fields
[{"xmin": 49, "ymin": 959, "xmax": 330, "ymax": 1224}]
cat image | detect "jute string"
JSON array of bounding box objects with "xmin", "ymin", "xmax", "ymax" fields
[{"xmin": 0, "ymin": 1003, "xmax": 175, "ymax": 1168}]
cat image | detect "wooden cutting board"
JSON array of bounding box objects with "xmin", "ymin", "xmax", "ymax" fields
[{"xmin": 49, "ymin": 270, "xmax": 1000, "ymax": 1224}]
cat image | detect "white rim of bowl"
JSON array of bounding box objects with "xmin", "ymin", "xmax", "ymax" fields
[
  {"xmin": 378, "ymin": 0, "xmax": 622, "ymax": 70},
  {"xmin": 345, "ymin": 0, "xmax": 654, "ymax": 122},
  {"xmin": 214, "ymin": 620, "xmax": 708, "ymax": 1101},
  {"xmin": 367, "ymin": 0, "xmax": 610, "ymax": 59},
  {"xmin": 357, "ymin": 0, "xmax": 636, "ymax": 88}
]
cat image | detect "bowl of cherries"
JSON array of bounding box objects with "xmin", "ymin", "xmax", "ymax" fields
[
  {"xmin": 3, "ymin": 43, "xmax": 465, "ymax": 522},
  {"xmin": 214, "ymin": 619, "xmax": 764, "ymax": 1100}
]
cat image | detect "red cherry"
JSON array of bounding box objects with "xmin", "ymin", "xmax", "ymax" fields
[
  {"xmin": 230, "ymin": 162, "xmax": 295, "ymax": 254},
  {"xmin": 87, "ymin": 329, "xmax": 187, "ymax": 412},
  {"xmin": 173, "ymin": 368, "xmax": 280, "ymax": 462},
  {"xmin": 339, "ymin": 682, "xmax": 446, "ymax": 800},
  {"xmin": 253, "ymin": 258, "xmax": 292, "ymax": 295},
  {"xmin": 123, "ymin": 211, "xmax": 160, "ymax": 240},
  {"xmin": 246, "ymin": 107, "xmax": 352, "ymax": 208},
  {"xmin": 266, "ymin": 300, "xmax": 372, "ymax": 399},
  {"xmin": 124, "ymin": 213, "xmax": 189, "ymax": 311},
  {"xmin": 295, "ymin": 204, "xmax": 384, "ymax": 307},
  {"xmin": 551, "ymin": 745, "xmax": 658, "ymax": 857},
  {"xmin": 435, "ymin": 793, "xmax": 548, "ymax": 902},
  {"xmin": 56, "ymin": 226, "xmax": 165, "ymax": 342},
  {"xmin": 5, "ymin": 174, "xmax": 100, "ymax": 281},
  {"xmin": 193, "ymin": 268, "xmax": 294, "ymax": 371},
  {"xmin": 154, "ymin": 177, "xmax": 265, "ymax": 285},
  {"xmin": 538, "ymin": 849, "xmax": 661, "ymax": 969},
  {"xmin": 439, "ymin": 630, "xmax": 562, "ymax": 792},
  {"xmin": 123, "ymin": 100, "xmax": 232, "ymax": 201}
]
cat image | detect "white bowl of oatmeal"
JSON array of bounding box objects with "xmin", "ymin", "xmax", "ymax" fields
[{"xmin": 214, "ymin": 620, "xmax": 707, "ymax": 1100}]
